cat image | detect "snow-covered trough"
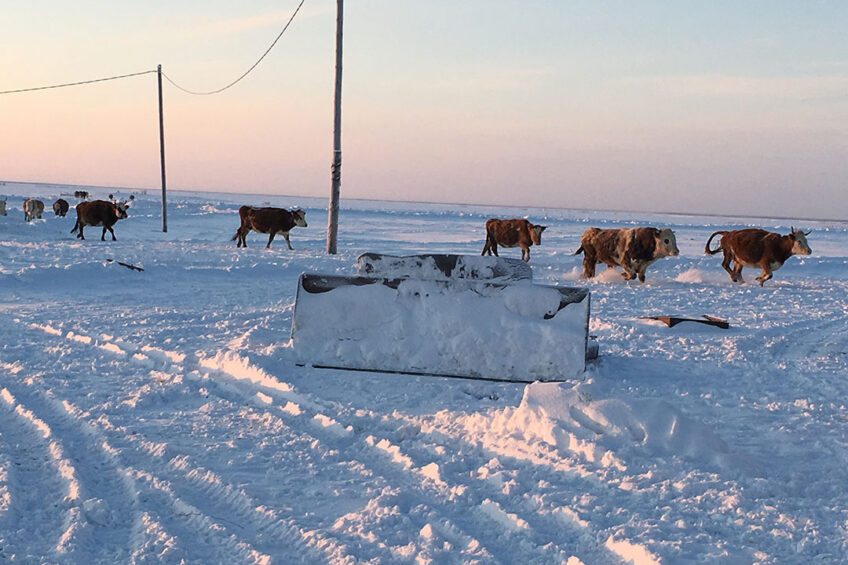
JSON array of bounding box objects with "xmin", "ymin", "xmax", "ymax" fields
[{"xmin": 291, "ymin": 254, "xmax": 592, "ymax": 382}]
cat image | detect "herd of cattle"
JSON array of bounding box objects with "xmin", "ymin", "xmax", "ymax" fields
[
  {"xmin": 3, "ymin": 196, "xmax": 813, "ymax": 286},
  {"xmin": 12, "ymin": 196, "xmax": 134, "ymax": 241},
  {"xmin": 483, "ymin": 217, "xmax": 812, "ymax": 286}
]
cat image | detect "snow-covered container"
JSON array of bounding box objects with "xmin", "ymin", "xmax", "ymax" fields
[
  {"xmin": 356, "ymin": 252, "xmax": 533, "ymax": 282},
  {"xmin": 290, "ymin": 267, "xmax": 591, "ymax": 382}
]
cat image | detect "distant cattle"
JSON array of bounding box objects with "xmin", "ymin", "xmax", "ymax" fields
[
  {"xmin": 74, "ymin": 190, "xmax": 89, "ymax": 199},
  {"xmin": 53, "ymin": 198, "xmax": 70, "ymax": 217},
  {"xmin": 481, "ymin": 218, "xmax": 547, "ymax": 262},
  {"xmin": 23, "ymin": 198, "xmax": 45, "ymax": 222},
  {"xmin": 705, "ymin": 228, "xmax": 811, "ymax": 286},
  {"xmin": 0, "ymin": 198, "xmax": 6, "ymax": 216},
  {"xmin": 575, "ymin": 227, "xmax": 680, "ymax": 283},
  {"xmin": 71, "ymin": 199, "xmax": 129, "ymax": 241},
  {"xmin": 233, "ymin": 206, "xmax": 308, "ymax": 249}
]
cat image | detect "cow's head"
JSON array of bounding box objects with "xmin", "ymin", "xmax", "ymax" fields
[
  {"xmin": 292, "ymin": 209, "xmax": 308, "ymax": 228},
  {"xmin": 115, "ymin": 202, "xmax": 130, "ymax": 219},
  {"xmin": 655, "ymin": 228, "xmax": 680, "ymax": 257},
  {"xmin": 530, "ymin": 224, "xmax": 546, "ymax": 245},
  {"xmin": 789, "ymin": 227, "xmax": 812, "ymax": 255}
]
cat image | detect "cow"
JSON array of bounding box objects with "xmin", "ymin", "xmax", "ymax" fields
[
  {"xmin": 481, "ymin": 218, "xmax": 547, "ymax": 262},
  {"xmin": 233, "ymin": 206, "xmax": 307, "ymax": 249},
  {"xmin": 575, "ymin": 227, "xmax": 679, "ymax": 283},
  {"xmin": 71, "ymin": 199, "xmax": 129, "ymax": 241},
  {"xmin": 0, "ymin": 198, "xmax": 6, "ymax": 216},
  {"xmin": 23, "ymin": 198, "xmax": 45, "ymax": 222},
  {"xmin": 53, "ymin": 198, "xmax": 70, "ymax": 217},
  {"xmin": 74, "ymin": 190, "xmax": 89, "ymax": 199},
  {"xmin": 705, "ymin": 227, "xmax": 811, "ymax": 286}
]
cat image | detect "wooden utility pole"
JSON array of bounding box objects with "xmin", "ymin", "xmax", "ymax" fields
[
  {"xmin": 326, "ymin": 0, "xmax": 343, "ymax": 254},
  {"xmin": 157, "ymin": 64, "xmax": 168, "ymax": 232}
]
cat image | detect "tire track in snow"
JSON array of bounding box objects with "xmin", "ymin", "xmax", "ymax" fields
[
  {"xmin": 0, "ymin": 385, "xmax": 82, "ymax": 562},
  {"xmin": 20, "ymin": 317, "xmax": 628, "ymax": 563},
  {"xmin": 28, "ymin": 320, "xmax": 516, "ymax": 562},
  {"xmin": 17, "ymin": 319, "xmax": 358, "ymax": 564},
  {"xmin": 195, "ymin": 352, "xmax": 602, "ymax": 564},
  {"xmin": 0, "ymin": 385, "xmax": 139, "ymax": 562}
]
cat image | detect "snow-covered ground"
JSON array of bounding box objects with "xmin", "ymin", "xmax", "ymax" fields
[{"xmin": 1, "ymin": 181, "xmax": 846, "ymax": 564}]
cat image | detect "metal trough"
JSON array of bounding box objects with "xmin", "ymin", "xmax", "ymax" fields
[{"xmin": 291, "ymin": 254, "xmax": 593, "ymax": 382}]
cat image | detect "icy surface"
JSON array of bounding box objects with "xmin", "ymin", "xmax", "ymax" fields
[{"xmin": 1, "ymin": 182, "xmax": 847, "ymax": 563}]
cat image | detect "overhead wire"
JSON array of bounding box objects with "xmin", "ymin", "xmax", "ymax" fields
[
  {"xmin": 161, "ymin": 0, "xmax": 306, "ymax": 96},
  {"xmin": 0, "ymin": 0, "xmax": 306, "ymax": 97},
  {"xmin": 0, "ymin": 70, "xmax": 156, "ymax": 96}
]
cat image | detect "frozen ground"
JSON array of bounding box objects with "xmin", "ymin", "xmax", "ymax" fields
[{"xmin": 1, "ymin": 181, "xmax": 847, "ymax": 564}]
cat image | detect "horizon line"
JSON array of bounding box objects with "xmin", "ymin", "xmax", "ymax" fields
[{"xmin": 2, "ymin": 178, "xmax": 846, "ymax": 225}]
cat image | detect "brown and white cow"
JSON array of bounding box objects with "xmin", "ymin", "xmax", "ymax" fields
[
  {"xmin": 233, "ymin": 206, "xmax": 307, "ymax": 249},
  {"xmin": 23, "ymin": 198, "xmax": 45, "ymax": 222},
  {"xmin": 705, "ymin": 228, "xmax": 811, "ymax": 286},
  {"xmin": 575, "ymin": 227, "xmax": 679, "ymax": 283},
  {"xmin": 53, "ymin": 198, "xmax": 70, "ymax": 217},
  {"xmin": 71, "ymin": 200, "xmax": 129, "ymax": 241},
  {"xmin": 481, "ymin": 218, "xmax": 547, "ymax": 262}
]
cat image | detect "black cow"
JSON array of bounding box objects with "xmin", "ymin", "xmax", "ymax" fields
[{"xmin": 71, "ymin": 200, "xmax": 129, "ymax": 241}]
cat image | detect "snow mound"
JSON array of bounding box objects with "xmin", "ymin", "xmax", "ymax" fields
[{"xmin": 508, "ymin": 382, "xmax": 749, "ymax": 472}]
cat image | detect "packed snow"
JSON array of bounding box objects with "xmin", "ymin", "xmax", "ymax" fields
[{"xmin": 1, "ymin": 181, "xmax": 847, "ymax": 564}]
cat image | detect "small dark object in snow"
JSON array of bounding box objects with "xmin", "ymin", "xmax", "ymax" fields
[
  {"xmin": 107, "ymin": 259, "xmax": 144, "ymax": 272},
  {"xmin": 642, "ymin": 315, "xmax": 729, "ymax": 329}
]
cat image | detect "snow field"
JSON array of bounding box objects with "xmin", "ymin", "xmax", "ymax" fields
[{"xmin": 1, "ymin": 182, "xmax": 847, "ymax": 563}]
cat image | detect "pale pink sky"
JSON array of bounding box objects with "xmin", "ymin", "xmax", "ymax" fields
[{"xmin": 2, "ymin": 1, "xmax": 846, "ymax": 218}]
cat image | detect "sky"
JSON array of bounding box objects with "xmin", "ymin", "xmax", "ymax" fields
[{"xmin": 1, "ymin": 1, "xmax": 846, "ymax": 219}]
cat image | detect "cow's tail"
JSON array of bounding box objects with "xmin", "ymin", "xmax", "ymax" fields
[
  {"xmin": 705, "ymin": 231, "xmax": 726, "ymax": 255},
  {"xmin": 232, "ymin": 228, "xmax": 240, "ymax": 242},
  {"xmin": 70, "ymin": 220, "xmax": 79, "ymax": 234},
  {"xmin": 573, "ymin": 245, "xmax": 584, "ymax": 256}
]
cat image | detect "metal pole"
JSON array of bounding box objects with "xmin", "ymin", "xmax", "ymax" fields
[
  {"xmin": 157, "ymin": 64, "xmax": 168, "ymax": 233},
  {"xmin": 326, "ymin": 0, "xmax": 343, "ymax": 254}
]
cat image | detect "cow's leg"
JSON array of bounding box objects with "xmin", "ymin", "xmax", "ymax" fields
[
  {"xmin": 101, "ymin": 227, "xmax": 108, "ymax": 241},
  {"xmin": 78, "ymin": 225, "xmax": 85, "ymax": 240},
  {"xmin": 731, "ymin": 262, "xmax": 745, "ymax": 283},
  {"xmin": 266, "ymin": 233, "xmax": 275, "ymax": 248},
  {"xmin": 481, "ymin": 240, "xmax": 491, "ymax": 256},
  {"xmin": 621, "ymin": 262, "xmax": 637, "ymax": 280},
  {"xmin": 107, "ymin": 226, "xmax": 117, "ymax": 241},
  {"xmin": 636, "ymin": 263, "xmax": 648, "ymax": 283},
  {"xmin": 283, "ymin": 233, "xmax": 294, "ymax": 250},
  {"xmin": 238, "ymin": 228, "xmax": 248, "ymax": 247},
  {"xmin": 521, "ymin": 245, "xmax": 530, "ymax": 262},
  {"xmin": 581, "ymin": 255, "xmax": 596, "ymax": 279},
  {"xmin": 756, "ymin": 266, "xmax": 772, "ymax": 286},
  {"xmin": 721, "ymin": 252, "xmax": 738, "ymax": 282}
]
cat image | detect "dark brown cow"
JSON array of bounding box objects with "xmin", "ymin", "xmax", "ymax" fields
[
  {"xmin": 481, "ymin": 218, "xmax": 546, "ymax": 262},
  {"xmin": 233, "ymin": 206, "xmax": 307, "ymax": 249},
  {"xmin": 53, "ymin": 198, "xmax": 70, "ymax": 217},
  {"xmin": 71, "ymin": 200, "xmax": 129, "ymax": 241},
  {"xmin": 575, "ymin": 227, "xmax": 679, "ymax": 283},
  {"xmin": 705, "ymin": 228, "xmax": 811, "ymax": 286}
]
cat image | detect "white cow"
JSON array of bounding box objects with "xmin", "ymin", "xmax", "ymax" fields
[{"xmin": 23, "ymin": 198, "xmax": 45, "ymax": 222}]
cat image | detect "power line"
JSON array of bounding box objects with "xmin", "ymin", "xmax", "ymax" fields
[
  {"xmin": 162, "ymin": 0, "xmax": 306, "ymax": 96},
  {"xmin": 0, "ymin": 70, "xmax": 157, "ymax": 96}
]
